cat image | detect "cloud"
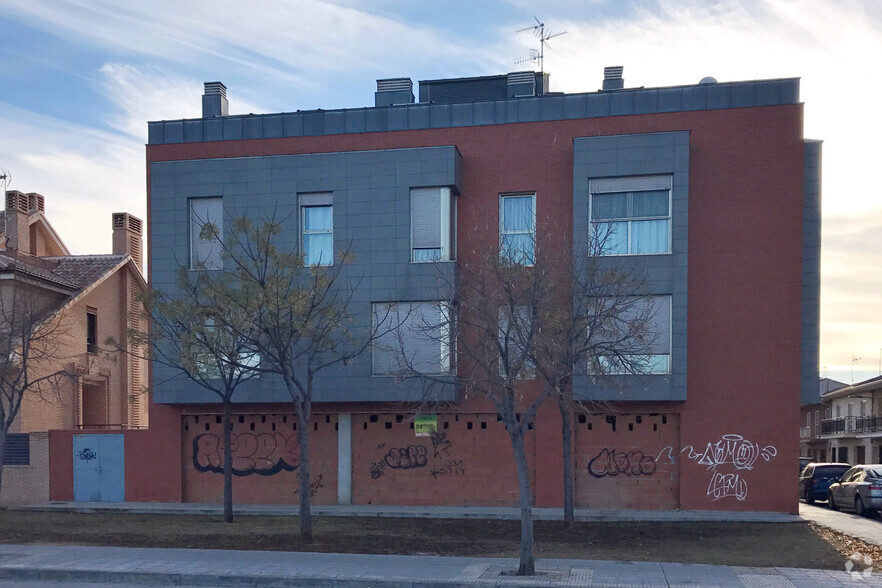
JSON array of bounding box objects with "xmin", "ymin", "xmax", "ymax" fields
[
  {"xmin": 0, "ymin": 102, "xmax": 145, "ymax": 255},
  {"xmin": 97, "ymin": 64, "xmax": 265, "ymax": 139}
]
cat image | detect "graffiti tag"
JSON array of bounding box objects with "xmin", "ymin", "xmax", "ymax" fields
[
  {"xmin": 682, "ymin": 434, "xmax": 776, "ymax": 471},
  {"xmin": 430, "ymin": 430, "xmax": 451, "ymax": 457},
  {"xmin": 384, "ymin": 445, "xmax": 428, "ymax": 470},
  {"xmin": 293, "ymin": 474, "xmax": 324, "ymax": 498},
  {"xmin": 707, "ymin": 472, "xmax": 748, "ymax": 501},
  {"xmin": 588, "ymin": 448, "xmax": 658, "ymax": 478},
  {"xmin": 681, "ymin": 434, "xmax": 777, "ymax": 502},
  {"xmin": 430, "ymin": 459, "xmax": 465, "ymax": 479},
  {"xmin": 77, "ymin": 448, "xmax": 97, "ymax": 461},
  {"xmin": 192, "ymin": 432, "xmax": 299, "ymax": 476}
]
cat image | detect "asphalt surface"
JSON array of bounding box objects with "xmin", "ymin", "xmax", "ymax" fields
[{"xmin": 800, "ymin": 501, "xmax": 882, "ymax": 546}]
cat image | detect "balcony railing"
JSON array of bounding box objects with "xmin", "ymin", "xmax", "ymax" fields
[
  {"xmin": 799, "ymin": 426, "xmax": 811, "ymax": 439},
  {"xmin": 821, "ymin": 415, "xmax": 882, "ymax": 436}
]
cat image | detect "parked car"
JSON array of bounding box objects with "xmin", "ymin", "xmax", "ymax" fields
[
  {"xmin": 799, "ymin": 462, "xmax": 851, "ymax": 504},
  {"xmin": 828, "ymin": 465, "xmax": 882, "ymax": 516},
  {"xmin": 799, "ymin": 456, "xmax": 813, "ymax": 473}
]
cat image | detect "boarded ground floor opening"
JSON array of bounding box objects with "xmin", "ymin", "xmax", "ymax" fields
[{"xmin": 180, "ymin": 410, "xmax": 680, "ymax": 510}]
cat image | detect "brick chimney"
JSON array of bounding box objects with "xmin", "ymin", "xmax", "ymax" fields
[
  {"xmin": 112, "ymin": 212, "xmax": 143, "ymax": 274},
  {"xmin": 4, "ymin": 190, "xmax": 31, "ymax": 254}
]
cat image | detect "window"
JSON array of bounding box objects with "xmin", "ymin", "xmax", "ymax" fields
[
  {"xmin": 594, "ymin": 295, "xmax": 672, "ymax": 375},
  {"xmin": 411, "ymin": 187, "xmax": 455, "ymax": 262},
  {"xmin": 191, "ymin": 319, "xmax": 260, "ymax": 380},
  {"xmin": 300, "ymin": 193, "xmax": 333, "ymax": 266},
  {"xmin": 499, "ymin": 305, "xmax": 535, "ymax": 379},
  {"xmin": 815, "ymin": 409, "xmax": 820, "ymax": 436},
  {"xmin": 590, "ymin": 176, "xmax": 671, "ymax": 255},
  {"xmin": 372, "ymin": 302, "xmax": 451, "ymax": 375},
  {"xmin": 499, "ymin": 194, "xmax": 535, "ymax": 265},
  {"xmin": 86, "ymin": 308, "xmax": 98, "ymax": 354},
  {"xmin": 189, "ymin": 197, "xmax": 223, "ymax": 269}
]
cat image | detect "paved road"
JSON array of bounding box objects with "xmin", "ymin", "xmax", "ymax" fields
[
  {"xmin": 800, "ymin": 502, "xmax": 882, "ymax": 546},
  {"xmin": 2, "ymin": 543, "xmax": 882, "ymax": 587}
]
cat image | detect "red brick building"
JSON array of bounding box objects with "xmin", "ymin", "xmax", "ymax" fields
[{"xmin": 49, "ymin": 68, "xmax": 820, "ymax": 512}]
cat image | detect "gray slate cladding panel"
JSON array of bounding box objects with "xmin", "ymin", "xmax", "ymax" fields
[
  {"xmin": 147, "ymin": 79, "xmax": 799, "ymax": 144},
  {"xmin": 801, "ymin": 140, "xmax": 822, "ymax": 404},
  {"xmin": 572, "ymin": 131, "xmax": 690, "ymax": 403},
  {"xmin": 150, "ymin": 146, "xmax": 461, "ymax": 405}
]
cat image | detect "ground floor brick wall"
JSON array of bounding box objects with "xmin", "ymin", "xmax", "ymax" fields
[
  {"xmin": 0, "ymin": 432, "xmax": 49, "ymax": 506},
  {"xmin": 574, "ymin": 413, "xmax": 680, "ymax": 510},
  {"xmin": 46, "ymin": 401, "xmax": 788, "ymax": 511},
  {"xmin": 351, "ymin": 412, "xmax": 529, "ymax": 507},
  {"xmin": 181, "ymin": 413, "xmax": 338, "ymax": 505}
]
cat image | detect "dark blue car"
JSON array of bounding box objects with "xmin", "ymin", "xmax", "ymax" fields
[{"xmin": 800, "ymin": 463, "xmax": 851, "ymax": 504}]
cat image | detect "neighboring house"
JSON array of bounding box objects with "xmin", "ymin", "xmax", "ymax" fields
[
  {"xmin": 49, "ymin": 67, "xmax": 818, "ymax": 512},
  {"xmin": 820, "ymin": 376, "xmax": 882, "ymax": 465},
  {"xmin": 800, "ymin": 378, "xmax": 846, "ymax": 462},
  {"xmin": 0, "ymin": 190, "xmax": 147, "ymax": 505}
]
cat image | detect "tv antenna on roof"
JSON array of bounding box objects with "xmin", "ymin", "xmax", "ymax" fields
[
  {"xmin": 0, "ymin": 168, "xmax": 11, "ymax": 193},
  {"xmin": 516, "ymin": 17, "xmax": 567, "ymax": 74}
]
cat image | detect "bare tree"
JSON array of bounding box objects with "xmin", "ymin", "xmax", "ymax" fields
[
  {"xmin": 530, "ymin": 227, "xmax": 659, "ymax": 525},
  {"xmin": 0, "ymin": 285, "xmax": 73, "ymax": 495},
  {"xmin": 208, "ymin": 216, "xmax": 371, "ymax": 539},
  {"xmin": 118, "ymin": 263, "xmax": 260, "ymax": 523},
  {"xmin": 388, "ymin": 243, "xmax": 553, "ymax": 576}
]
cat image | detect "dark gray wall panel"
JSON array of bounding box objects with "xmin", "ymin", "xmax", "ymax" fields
[
  {"xmin": 572, "ymin": 131, "xmax": 690, "ymax": 402},
  {"xmin": 150, "ymin": 146, "xmax": 462, "ymax": 405}
]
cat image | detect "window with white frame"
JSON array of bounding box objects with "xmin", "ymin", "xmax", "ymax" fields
[
  {"xmin": 412, "ymin": 187, "xmax": 455, "ymax": 262},
  {"xmin": 189, "ymin": 197, "xmax": 223, "ymax": 269},
  {"xmin": 499, "ymin": 305, "xmax": 535, "ymax": 379},
  {"xmin": 300, "ymin": 193, "xmax": 333, "ymax": 266},
  {"xmin": 499, "ymin": 194, "xmax": 535, "ymax": 265},
  {"xmin": 590, "ymin": 176, "xmax": 671, "ymax": 255},
  {"xmin": 594, "ymin": 295, "xmax": 672, "ymax": 375},
  {"xmin": 372, "ymin": 302, "xmax": 451, "ymax": 375}
]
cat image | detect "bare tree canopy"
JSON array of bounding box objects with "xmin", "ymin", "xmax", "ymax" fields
[{"xmin": 0, "ymin": 285, "xmax": 73, "ymax": 495}]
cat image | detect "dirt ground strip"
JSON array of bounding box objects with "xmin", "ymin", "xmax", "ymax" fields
[{"xmin": 0, "ymin": 511, "xmax": 856, "ymax": 570}]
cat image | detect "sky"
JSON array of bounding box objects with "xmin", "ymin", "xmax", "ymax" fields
[{"xmin": 0, "ymin": 0, "xmax": 880, "ymax": 385}]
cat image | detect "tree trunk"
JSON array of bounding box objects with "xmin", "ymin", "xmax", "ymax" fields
[
  {"xmin": 559, "ymin": 395, "xmax": 574, "ymax": 526},
  {"xmin": 222, "ymin": 399, "xmax": 234, "ymax": 523},
  {"xmin": 0, "ymin": 428, "xmax": 6, "ymax": 497},
  {"xmin": 295, "ymin": 400, "xmax": 312, "ymax": 540},
  {"xmin": 508, "ymin": 423, "xmax": 535, "ymax": 576}
]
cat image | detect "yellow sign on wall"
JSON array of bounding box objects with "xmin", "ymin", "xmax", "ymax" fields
[{"xmin": 414, "ymin": 414, "xmax": 437, "ymax": 437}]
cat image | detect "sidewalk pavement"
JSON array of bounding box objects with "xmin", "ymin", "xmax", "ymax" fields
[
  {"xmin": 17, "ymin": 500, "xmax": 803, "ymax": 523},
  {"xmin": 1, "ymin": 543, "xmax": 880, "ymax": 587}
]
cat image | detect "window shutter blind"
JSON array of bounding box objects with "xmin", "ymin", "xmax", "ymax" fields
[{"xmin": 412, "ymin": 189, "xmax": 441, "ymax": 249}]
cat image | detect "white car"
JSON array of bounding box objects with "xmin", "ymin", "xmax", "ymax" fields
[{"xmin": 828, "ymin": 465, "xmax": 882, "ymax": 516}]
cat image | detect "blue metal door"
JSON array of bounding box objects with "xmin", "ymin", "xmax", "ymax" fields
[{"xmin": 73, "ymin": 435, "xmax": 125, "ymax": 502}]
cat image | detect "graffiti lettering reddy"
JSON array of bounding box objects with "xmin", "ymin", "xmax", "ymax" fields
[{"xmin": 193, "ymin": 432, "xmax": 299, "ymax": 476}]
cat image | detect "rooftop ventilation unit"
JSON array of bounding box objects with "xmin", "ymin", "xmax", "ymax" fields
[
  {"xmin": 375, "ymin": 78, "xmax": 414, "ymax": 107},
  {"xmin": 603, "ymin": 66, "xmax": 624, "ymax": 91}
]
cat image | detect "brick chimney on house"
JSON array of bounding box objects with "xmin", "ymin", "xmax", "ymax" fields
[
  {"xmin": 112, "ymin": 212, "xmax": 143, "ymax": 274},
  {"xmin": 4, "ymin": 190, "xmax": 33, "ymax": 254}
]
